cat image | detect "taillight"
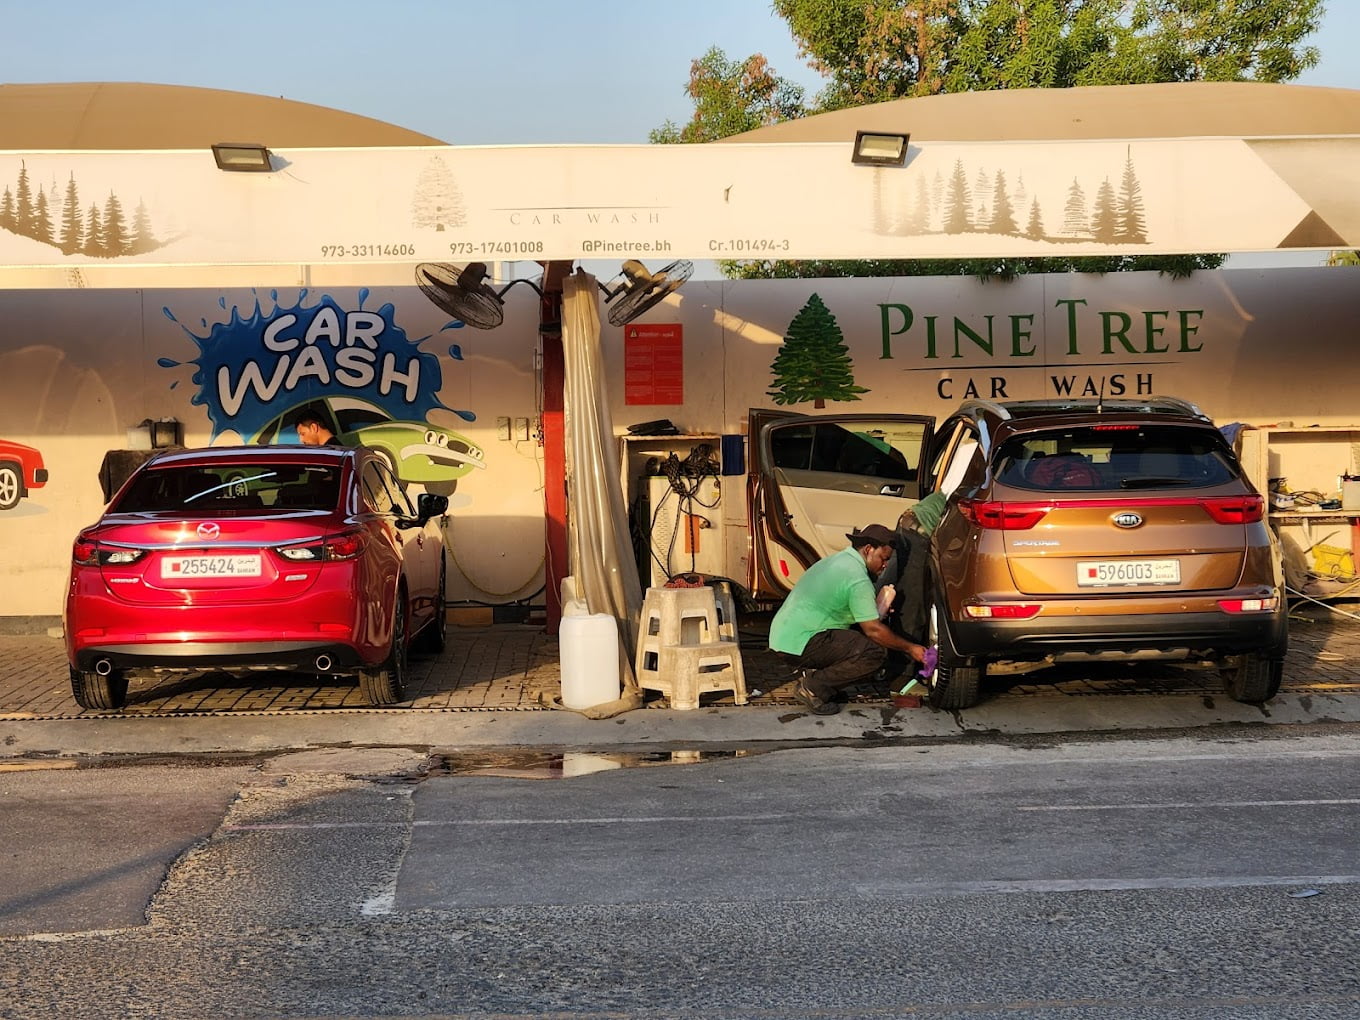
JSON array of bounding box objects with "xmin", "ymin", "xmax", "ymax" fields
[
  {"xmin": 958, "ymin": 499, "xmax": 1050, "ymax": 530},
  {"xmin": 1202, "ymin": 496, "xmax": 1264, "ymax": 524},
  {"xmin": 1219, "ymin": 594, "xmax": 1280, "ymax": 613},
  {"xmin": 324, "ymin": 528, "xmax": 366, "ymax": 561},
  {"xmin": 72, "ymin": 534, "xmax": 144, "ymax": 566},
  {"xmin": 72, "ymin": 534, "xmax": 99, "ymax": 565},
  {"xmin": 965, "ymin": 603, "xmax": 1042, "ymax": 619}
]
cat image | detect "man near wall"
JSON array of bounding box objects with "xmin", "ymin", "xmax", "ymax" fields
[
  {"xmin": 768, "ymin": 524, "xmax": 934, "ymax": 716},
  {"xmin": 295, "ymin": 410, "xmax": 342, "ymax": 447}
]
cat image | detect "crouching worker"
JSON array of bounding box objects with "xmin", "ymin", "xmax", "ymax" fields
[{"xmin": 768, "ymin": 524, "xmax": 933, "ymax": 716}]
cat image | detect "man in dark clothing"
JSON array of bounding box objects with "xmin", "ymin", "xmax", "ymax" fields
[
  {"xmin": 768, "ymin": 523, "xmax": 933, "ymax": 716},
  {"xmin": 295, "ymin": 410, "xmax": 342, "ymax": 447}
]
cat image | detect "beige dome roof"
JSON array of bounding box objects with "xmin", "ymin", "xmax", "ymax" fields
[
  {"xmin": 0, "ymin": 81, "xmax": 444, "ymax": 149},
  {"xmin": 725, "ymin": 81, "xmax": 1360, "ymax": 143}
]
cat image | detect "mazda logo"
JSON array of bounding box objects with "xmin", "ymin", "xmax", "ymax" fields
[
  {"xmin": 1112, "ymin": 512, "xmax": 1143, "ymax": 529},
  {"xmin": 196, "ymin": 522, "xmax": 221, "ymax": 540}
]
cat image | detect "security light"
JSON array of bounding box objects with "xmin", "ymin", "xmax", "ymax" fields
[
  {"xmin": 211, "ymin": 143, "xmax": 273, "ymax": 172},
  {"xmin": 851, "ymin": 131, "xmax": 910, "ymax": 167}
]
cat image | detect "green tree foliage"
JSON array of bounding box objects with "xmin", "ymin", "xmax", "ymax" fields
[
  {"xmin": 767, "ymin": 293, "xmax": 868, "ymax": 408},
  {"xmin": 662, "ymin": 0, "xmax": 1320, "ymax": 280},
  {"xmin": 650, "ymin": 47, "xmax": 806, "ymax": 144},
  {"xmin": 1326, "ymin": 250, "xmax": 1360, "ymax": 267}
]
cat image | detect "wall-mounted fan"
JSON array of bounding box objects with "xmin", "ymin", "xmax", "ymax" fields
[
  {"xmin": 603, "ymin": 259, "xmax": 693, "ymax": 327},
  {"xmin": 415, "ymin": 262, "xmax": 506, "ymax": 329}
]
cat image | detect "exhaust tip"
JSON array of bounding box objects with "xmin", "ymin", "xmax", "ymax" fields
[
  {"xmin": 314, "ymin": 654, "xmax": 332, "ymax": 673},
  {"xmin": 94, "ymin": 659, "xmax": 113, "ymax": 676}
]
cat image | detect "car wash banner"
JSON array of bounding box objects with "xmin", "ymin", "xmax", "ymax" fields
[{"xmin": 0, "ymin": 136, "xmax": 1355, "ymax": 268}]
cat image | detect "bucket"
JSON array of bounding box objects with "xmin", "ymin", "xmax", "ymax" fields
[{"xmin": 559, "ymin": 613, "xmax": 621, "ymax": 709}]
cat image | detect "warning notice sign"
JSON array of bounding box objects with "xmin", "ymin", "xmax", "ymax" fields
[{"xmin": 624, "ymin": 323, "xmax": 683, "ymax": 405}]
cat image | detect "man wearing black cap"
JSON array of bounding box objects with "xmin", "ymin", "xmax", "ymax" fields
[{"xmin": 768, "ymin": 523, "xmax": 933, "ymax": 715}]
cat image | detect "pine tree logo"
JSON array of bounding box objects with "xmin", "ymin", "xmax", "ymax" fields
[
  {"xmin": 767, "ymin": 293, "xmax": 868, "ymax": 409},
  {"xmin": 411, "ymin": 155, "xmax": 468, "ymax": 231}
]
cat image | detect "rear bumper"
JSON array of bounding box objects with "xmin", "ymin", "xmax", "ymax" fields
[
  {"xmin": 948, "ymin": 610, "xmax": 1288, "ymax": 663},
  {"xmin": 73, "ymin": 640, "xmax": 368, "ymax": 675}
]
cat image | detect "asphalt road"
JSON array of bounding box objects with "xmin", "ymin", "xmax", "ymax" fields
[{"xmin": 4, "ymin": 731, "xmax": 1360, "ymax": 1018}]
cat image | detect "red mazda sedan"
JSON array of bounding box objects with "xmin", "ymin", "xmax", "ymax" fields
[{"xmin": 64, "ymin": 444, "xmax": 449, "ymax": 709}]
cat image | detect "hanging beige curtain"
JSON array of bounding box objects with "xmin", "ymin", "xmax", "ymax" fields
[{"xmin": 560, "ymin": 269, "xmax": 644, "ymax": 712}]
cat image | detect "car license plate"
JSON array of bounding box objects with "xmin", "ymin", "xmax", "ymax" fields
[
  {"xmin": 1077, "ymin": 559, "xmax": 1180, "ymax": 587},
  {"xmin": 162, "ymin": 554, "xmax": 262, "ymax": 579}
]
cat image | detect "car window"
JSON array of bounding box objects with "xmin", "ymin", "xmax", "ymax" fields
[
  {"xmin": 769, "ymin": 420, "xmax": 924, "ymax": 496},
  {"xmin": 113, "ymin": 464, "xmax": 340, "ymax": 513},
  {"xmin": 361, "ymin": 462, "xmax": 396, "ymax": 513},
  {"xmin": 334, "ymin": 407, "xmax": 390, "ymax": 431},
  {"xmin": 374, "ymin": 460, "xmax": 417, "ymax": 516},
  {"xmin": 993, "ymin": 425, "xmax": 1238, "ymax": 492}
]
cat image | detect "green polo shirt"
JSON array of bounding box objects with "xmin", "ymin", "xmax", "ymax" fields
[{"xmin": 768, "ymin": 545, "xmax": 878, "ymax": 656}]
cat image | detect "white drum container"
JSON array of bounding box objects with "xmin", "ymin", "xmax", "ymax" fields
[{"xmin": 559, "ymin": 612, "xmax": 621, "ymax": 709}]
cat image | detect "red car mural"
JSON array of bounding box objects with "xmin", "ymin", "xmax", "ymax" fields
[{"xmin": 0, "ymin": 439, "xmax": 48, "ymax": 511}]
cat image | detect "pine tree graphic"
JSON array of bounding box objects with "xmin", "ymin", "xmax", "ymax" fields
[
  {"xmin": 989, "ymin": 170, "xmax": 1017, "ymax": 235},
  {"xmin": 1090, "ymin": 178, "xmax": 1118, "ymax": 243},
  {"xmin": 102, "ymin": 192, "xmax": 127, "ymax": 255},
  {"xmin": 767, "ymin": 293, "xmax": 868, "ymax": 409},
  {"xmin": 83, "ymin": 202, "xmax": 103, "ymax": 256},
  {"xmin": 1025, "ymin": 197, "xmax": 1045, "ymax": 240},
  {"xmin": 412, "ymin": 155, "xmax": 468, "ymax": 231},
  {"xmin": 1116, "ymin": 148, "xmax": 1148, "ymax": 244},
  {"xmin": 1062, "ymin": 179, "xmax": 1088, "ymax": 236},
  {"xmin": 945, "ymin": 160, "xmax": 972, "ymax": 234},
  {"xmin": 59, "ymin": 173, "xmax": 83, "ymax": 254}
]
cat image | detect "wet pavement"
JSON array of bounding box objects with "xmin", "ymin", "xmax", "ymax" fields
[{"xmin": 3, "ymin": 603, "xmax": 1359, "ymax": 721}]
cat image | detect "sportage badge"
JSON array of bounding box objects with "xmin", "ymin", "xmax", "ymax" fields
[{"xmin": 1112, "ymin": 512, "xmax": 1143, "ymax": 529}]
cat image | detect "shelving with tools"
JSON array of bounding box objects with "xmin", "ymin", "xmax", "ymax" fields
[{"xmin": 1237, "ymin": 425, "xmax": 1360, "ymax": 598}]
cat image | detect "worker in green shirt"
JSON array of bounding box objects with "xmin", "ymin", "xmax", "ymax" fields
[{"xmin": 768, "ymin": 524, "xmax": 935, "ymax": 716}]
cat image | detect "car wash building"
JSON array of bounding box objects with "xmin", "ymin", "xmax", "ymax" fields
[{"xmin": 0, "ymin": 80, "xmax": 1357, "ymax": 631}]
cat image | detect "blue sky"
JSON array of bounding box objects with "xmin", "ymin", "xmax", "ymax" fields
[{"xmin": 5, "ymin": 0, "xmax": 1356, "ymax": 145}]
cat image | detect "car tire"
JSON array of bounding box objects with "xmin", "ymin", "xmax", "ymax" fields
[
  {"xmin": 1221, "ymin": 653, "xmax": 1282, "ymax": 704},
  {"xmin": 926, "ymin": 598, "xmax": 985, "ymax": 710},
  {"xmin": 413, "ymin": 558, "xmax": 448, "ymax": 655},
  {"xmin": 69, "ymin": 666, "xmax": 128, "ymax": 710},
  {"xmin": 0, "ymin": 463, "xmax": 21, "ymax": 511},
  {"xmin": 360, "ymin": 594, "xmax": 409, "ymax": 706}
]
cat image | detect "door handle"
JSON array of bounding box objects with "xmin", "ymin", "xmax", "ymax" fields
[{"xmin": 880, "ymin": 484, "xmax": 905, "ymax": 496}]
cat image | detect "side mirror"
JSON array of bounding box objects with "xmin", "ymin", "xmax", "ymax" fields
[{"xmin": 417, "ymin": 492, "xmax": 449, "ymax": 519}]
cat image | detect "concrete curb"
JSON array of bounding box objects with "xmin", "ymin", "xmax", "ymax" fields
[{"xmin": 3, "ymin": 692, "xmax": 1358, "ymax": 760}]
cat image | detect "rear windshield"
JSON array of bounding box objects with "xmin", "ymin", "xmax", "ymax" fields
[
  {"xmin": 113, "ymin": 464, "xmax": 342, "ymax": 513},
  {"xmin": 993, "ymin": 425, "xmax": 1238, "ymax": 492}
]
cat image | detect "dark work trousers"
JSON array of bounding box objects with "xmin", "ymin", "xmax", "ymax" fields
[
  {"xmin": 876, "ymin": 526, "xmax": 931, "ymax": 643},
  {"xmin": 795, "ymin": 628, "xmax": 886, "ymax": 701}
]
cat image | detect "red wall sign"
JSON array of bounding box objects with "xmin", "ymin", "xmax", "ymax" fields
[{"xmin": 624, "ymin": 323, "xmax": 683, "ymax": 405}]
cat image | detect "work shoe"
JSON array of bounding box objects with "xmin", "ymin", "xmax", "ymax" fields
[{"xmin": 794, "ymin": 678, "xmax": 841, "ymax": 716}]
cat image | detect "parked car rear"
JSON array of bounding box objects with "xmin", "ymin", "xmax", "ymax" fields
[
  {"xmin": 926, "ymin": 398, "xmax": 1287, "ymax": 708},
  {"xmin": 63, "ymin": 444, "xmax": 449, "ymax": 709}
]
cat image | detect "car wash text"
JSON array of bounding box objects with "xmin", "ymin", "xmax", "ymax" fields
[{"xmin": 878, "ymin": 298, "xmax": 1205, "ymax": 400}]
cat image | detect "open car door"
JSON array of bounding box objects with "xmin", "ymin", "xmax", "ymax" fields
[{"xmin": 747, "ymin": 408, "xmax": 936, "ymax": 599}]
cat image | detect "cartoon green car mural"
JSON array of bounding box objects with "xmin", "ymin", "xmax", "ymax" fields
[{"xmin": 251, "ymin": 397, "xmax": 486, "ymax": 490}]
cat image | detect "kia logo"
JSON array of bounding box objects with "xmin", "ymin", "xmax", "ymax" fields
[
  {"xmin": 1112, "ymin": 512, "xmax": 1143, "ymax": 529},
  {"xmin": 196, "ymin": 522, "xmax": 221, "ymax": 540}
]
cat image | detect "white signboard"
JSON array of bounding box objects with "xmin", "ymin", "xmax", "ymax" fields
[{"xmin": 0, "ymin": 136, "xmax": 1354, "ymax": 268}]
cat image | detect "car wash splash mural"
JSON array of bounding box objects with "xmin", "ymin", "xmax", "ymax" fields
[{"xmin": 159, "ymin": 289, "xmax": 486, "ymax": 495}]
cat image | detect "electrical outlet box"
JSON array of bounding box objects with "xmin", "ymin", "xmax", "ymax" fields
[
  {"xmin": 514, "ymin": 416, "xmax": 530, "ymax": 441},
  {"xmin": 496, "ymin": 416, "xmax": 511, "ymax": 441}
]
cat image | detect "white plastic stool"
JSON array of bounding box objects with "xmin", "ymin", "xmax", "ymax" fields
[{"xmin": 635, "ymin": 586, "xmax": 748, "ymax": 710}]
